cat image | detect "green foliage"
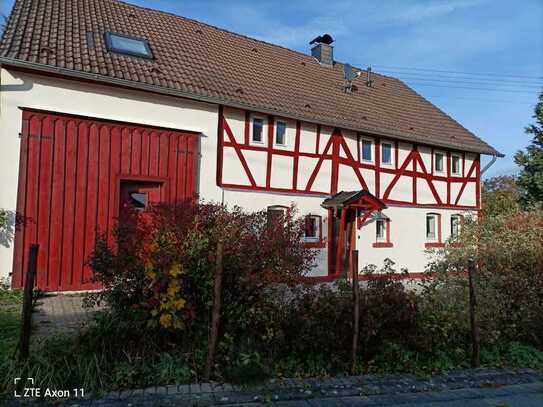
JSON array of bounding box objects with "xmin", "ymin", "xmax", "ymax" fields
[
  {"xmin": 481, "ymin": 175, "xmax": 521, "ymax": 218},
  {"xmin": 515, "ymin": 90, "xmax": 543, "ymax": 208},
  {"xmin": 425, "ymin": 209, "xmax": 543, "ymax": 348}
]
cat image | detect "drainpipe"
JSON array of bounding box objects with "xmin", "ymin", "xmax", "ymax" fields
[{"xmin": 480, "ymin": 154, "xmax": 497, "ymax": 175}]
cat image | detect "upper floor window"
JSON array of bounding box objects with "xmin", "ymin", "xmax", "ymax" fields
[
  {"xmin": 104, "ymin": 32, "xmax": 153, "ymax": 59},
  {"xmin": 451, "ymin": 154, "xmax": 461, "ymax": 175},
  {"xmin": 304, "ymin": 215, "xmax": 321, "ymax": 241},
  {"xmin": 275, "ymin": 121, "xmax": 287, "ymax": 146},
  {"xmin": 361, "ymin": 139, "xmax": 373, "ymax": 162},
  {"xmin": 451, "ymin": 214, "xmax": 462, "ymax": 239},
  {"xmin": 435, "ymin": 152, "xmax": 445, "ymax": 173},
  {"xmin": 381, "ymin": 142, "xmax": 392, "ymax": 165},
  {"xmin": 252, "ymin": 118, "xmax": 264, "ymax": 143}
]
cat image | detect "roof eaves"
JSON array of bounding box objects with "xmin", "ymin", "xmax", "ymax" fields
[{"xmin": 0, "ymin": 57, "xmax": 504, "ymax": 158}]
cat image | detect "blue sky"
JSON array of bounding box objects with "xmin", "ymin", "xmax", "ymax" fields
[{"xmin": 1, "ymin": 0, "xmax": 542, "ymax": 178}]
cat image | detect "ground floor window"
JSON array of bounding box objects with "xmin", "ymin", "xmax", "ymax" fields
[
  {"xmin": 373, "ymin": 216, "xmax": 392, "ymax": 248},
  {"xmin": 267, "ymin": 205, "xmax": 288, "ymax": 226},
  {"xmin": 425, "ymin": 213, "xmax": 443, "ymax": 248},
  {"xmin": 450, "ymin": 214, "xmax": 462, "ymax": 239}
]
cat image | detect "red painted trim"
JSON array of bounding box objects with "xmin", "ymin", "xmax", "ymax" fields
[
  {"xmin": 306, "ymin": 135, "xmax": 334, "ymax": 192},
  {"xmin": 382, "ymin": 149, "xmax": 415, "ymax": 200},
  {"xmin": 338, "ymin": 136, "xmax": 369, "ymax": 191},
  {"xmin": 221, "ymin": 183, "xmax": 330, "ymax": 196},
  {"xmin": 244, "ymin": 111, "xmax": 250, "ymax": 145},
  {"xmin": 375, "ymin": 137, "xmax": 381, "ymax": 197},
  {"xmin": 394, "ymin": 140, "xmax": 399, "ymax": 169},
  {"xmin": 373, "ymin": 242, "xmax": 393, "ymax": 248},
  {"xmin": 412, "ymin": 146, "xmax": 418, "ymax": 204},
  {"xmin": 331, "ymin": 130, "xmax": 340, "ymax": 194},
  {"xmin": 222, "ymin": 117, "xmax": 257, "ymax": 187},
  {"xmin": 327, "ymin": 208, "xmax": 334, "ymax": 276},
  {"xmin": 292, "ymin": 120, "xmax": 301, "ymax": 190},
  {"xmin": 425, "ymin": 242, "xmax": 445, "ymax": 248},
  {"xmin": 335, "ymin": 208, "xmax": 347, "ymax": 274},
  {"xmin": 356, "ymin": 133, "xmax": 361, "ymax": 163},
  {"xmin": 304, "ymin": 242, "xmax": 326, "ymax": 249},
  {"xmin": 475, "ymin": 155, "xmax": 481, "ymax": 208},
  {"xmin": 315, "ymin": 124, "xmax": 321, "ymax": 154},
  {"xmin": 454, "ymin": 159, "xmax": 478, "ymax": 206},
  {"xmin": 304, "ymin": 271, "xmax": 428, "ymax": 283},
  {"xmin": 413, "ymin": 151, "xmax": 443, "ymax": 205},
  {"xmin": 446, "ymin": 151, "xmax": 451, "ymax": 205}
]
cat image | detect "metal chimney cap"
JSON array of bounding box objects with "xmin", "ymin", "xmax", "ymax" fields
[{"xmin": 309, "ymin": 34, "xmax": 334, "ymax": 45}]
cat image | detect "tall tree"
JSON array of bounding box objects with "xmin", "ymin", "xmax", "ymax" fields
[{"xmin": 514, "ymin": 90, "xmax": 543, "ymax": 208}]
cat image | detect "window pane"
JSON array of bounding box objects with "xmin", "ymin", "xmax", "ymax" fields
[
  {"xmin": 108, "ymin": 33, "xmax": 152, "ymax": 58},
  {"xmin": 426, "ymin": 215, "xmax": 436, "ymax": 238},
  {"xmin": 362, "ymin": 140, "xmax": 372, "ymax": 161},
  {"xmin": 452, "ymin": 156, "xmax": 460, "ymax": 174},
  {"xmin": 381, "ymin": 143, "xmax": 392, "ymax": 164},
  {"xmin": 275, "ymin": 121, "xmax": 286, "ymax": 145},
  {"xmin": 130, "ymin": 192, "xmax": 147, "ymax": 210},
  {"xmin": 376, "ymin": 219, "xmax": 385, "ymax": 240},
  {"xmin": 305, "ymin": 216, "xmax": 318, "ymax": 238},
  {"xmin": 451, "ymin": 216, "xmax": 460, "ymax": 238},
  {"xmin": 252, "ymin": 118, "xmax": 263, "ymax": 142},
  {"xmin": 435, "ymin": 153, "xmax": 444, "ymax": 172}
]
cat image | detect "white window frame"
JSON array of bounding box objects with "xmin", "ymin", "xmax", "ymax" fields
[
  {"xmin": 450, "ymin": 214, "xmax": 462, "ymax": 239},
  {"xmin": 434, "ymin": 151, "xmax": 445, "ymax": 174},
  {"xmin": 251, "ymin": 116, "xmax": 265, "ymax": 145},
  {"xmin": 451, "ymin": 153, "xmax": 462, "ymax": 176},
  {"xmin": 360, "ymin": 138, "xmax": 374, "ymax": 163},
  {"xmin": 380, "ymin": 141, "xmax": 393, "ymax": 166},
  {"xmin": 304, "ymin": 214, "xmax": 321, "ymax": 242},
  {"xmin": 426, "ymin": 213, "xmax": 439, "ymax": 241},
  {"xmin": 376, "ymin": 218, "xmax": 386, "ymax": 242},
  {"xmin": 274, "ymin": 120, "xmax": 287, "ymax": 147}
]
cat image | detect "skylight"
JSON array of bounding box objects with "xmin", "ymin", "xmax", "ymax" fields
[{"xmin": 104, "ymin": 32, "xmax": 153, "ymax": 59}]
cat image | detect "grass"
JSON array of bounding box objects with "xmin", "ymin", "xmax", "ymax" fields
[{"xmin": 0, "ymin": 288, "xmax": 22, "ymax": 362}]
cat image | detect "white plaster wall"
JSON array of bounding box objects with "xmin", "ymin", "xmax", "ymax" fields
[
  {"xmin": 356, "ymin": 206, "xmax": 472, "ymax": 273},
  {"xmin": 221, "ymin": 189, "xmax": 329, "ymax": 276},
  {"xmin": 0, "ymin": 68, "xmax": 222, "ymax": 280}
]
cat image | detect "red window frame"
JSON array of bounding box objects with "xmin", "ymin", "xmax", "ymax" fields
[
  {"xmin": 373, "ymin": 217, "xmax": 393, "ymax": 248},
  {"xmin": 303, "ymin": 214, "xmax": 325, "ymax": 248}
]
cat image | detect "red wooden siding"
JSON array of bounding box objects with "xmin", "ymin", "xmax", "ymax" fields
[{"xmin": 13, "ymin": 110, "xmax": 199, "ymax": 291}]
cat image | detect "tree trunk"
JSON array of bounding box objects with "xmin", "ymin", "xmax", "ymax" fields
[
  {"xmin": 351, "ymin": 250, "xmax": 360, "ymax": 375},
  {"xmin": 19, "ymin": 244, "xmax": 38, "ymax": 362},
  {"xmin": 204, "ymin": 240, "xmax": 224, "ymax": 380},
  {"xmin": 468, "ymin": 259, "xmax": 480, "ymax": 368}
]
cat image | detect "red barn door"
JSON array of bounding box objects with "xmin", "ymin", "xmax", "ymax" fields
[{"xmin": 12, "ymin": 110, "xmax": 199, "ymax": 291}]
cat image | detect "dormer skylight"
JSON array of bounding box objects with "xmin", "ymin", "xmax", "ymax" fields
[{"xmin": 104, "ymin": 32, "xmax": 153, "ymax": 59}]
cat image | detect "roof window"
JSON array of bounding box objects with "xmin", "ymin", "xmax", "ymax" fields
[{"xmin": 104, "ymin": 32, "xmax": 153, "ymax": 59}]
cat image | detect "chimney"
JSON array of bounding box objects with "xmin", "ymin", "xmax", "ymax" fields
[{"xmin": 309, "ymin": 34, "xmax": 334, "ymax": 66}]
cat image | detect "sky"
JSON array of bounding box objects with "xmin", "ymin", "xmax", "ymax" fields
[{"xmin": 1, "ymin": 0, "xmax": 542, "ymax": 178}]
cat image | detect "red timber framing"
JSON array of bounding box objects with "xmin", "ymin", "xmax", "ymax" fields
[
  {"xmin": 217, "ymin": 107, "xmax": 481, "ymax": 210},
  {"xmin": 13, "ymin": 109, "xmax": 199, "ymax": 291}
]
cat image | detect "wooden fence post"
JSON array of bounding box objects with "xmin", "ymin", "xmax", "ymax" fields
[
  {"xmin": 204, "ymin": 240, "xmax": 224, "ymax": 380},
  {"xmin": 18, "ymin": 244, "xmax": 38, "ymax": 362},
  {"xmin": 351, "ymin": 250, "xmax": 360, "ymax": 374},
  {"xmin": 468, "ymin": 259, "xmax": 480, "ymax": 368}
]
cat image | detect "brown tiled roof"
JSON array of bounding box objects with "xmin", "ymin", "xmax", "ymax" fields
[{"xmin": 0, "ymin": 0, "xmax": 501, "ymax": 156}]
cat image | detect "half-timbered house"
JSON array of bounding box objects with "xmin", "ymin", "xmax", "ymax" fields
[{"xmin": 0, "ymin": 0, "xmax": 501, "ymax": 291}]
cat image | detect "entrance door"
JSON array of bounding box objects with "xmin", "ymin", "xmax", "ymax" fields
[{"xmin": 328, "ymin": 208, "xmax": 356, "ymax": 277}]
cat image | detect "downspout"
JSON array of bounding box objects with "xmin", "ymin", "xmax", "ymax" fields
[{"xmin": 480, "ymin": 154, "xmax": 497, "ymax": 175}]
